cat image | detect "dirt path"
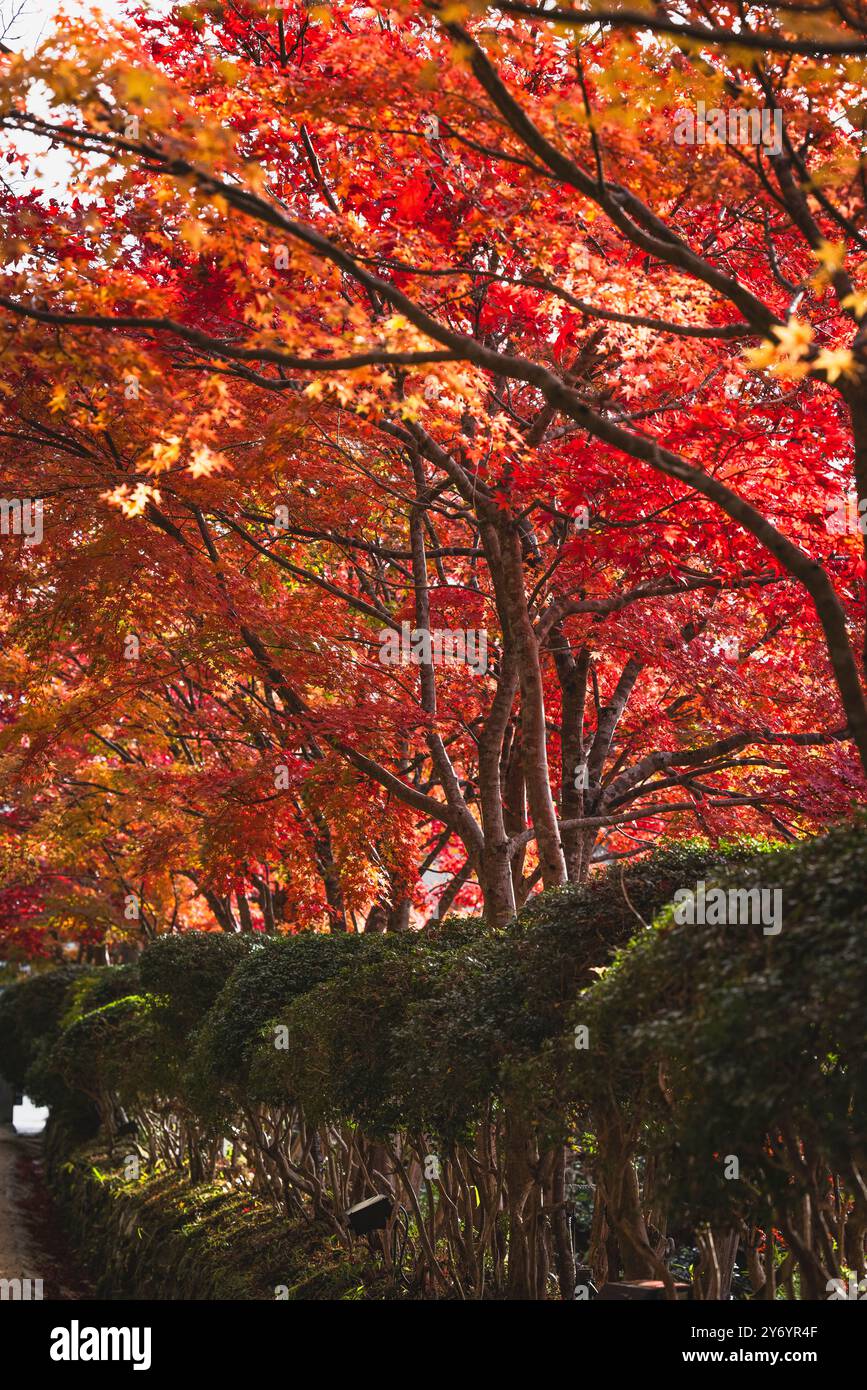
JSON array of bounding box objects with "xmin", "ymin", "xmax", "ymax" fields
[{"xmin": 0, "ymin": 1123, "xmax": 88, "ymax": 1299}]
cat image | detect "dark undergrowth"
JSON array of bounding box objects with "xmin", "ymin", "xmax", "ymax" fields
[{"xmin": 46, "ymin": 1129, "xmax": 396, "ymax": 1301}]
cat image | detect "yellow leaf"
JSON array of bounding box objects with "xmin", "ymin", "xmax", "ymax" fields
[
  {"xmin": 120, "ymin": 70, "xmax": 155, "ymax": 105},
  {"xmin": 771, "ymin": 316, "xmax": 814, "ymax": 357},
  {"xmin": 842, "ymin": 291, "xmax": 867, "ymax": 319},
  {"xmin": 812, "ymin": 347, "xmax": 859, "ymax": 383},
  {"xmin": 742, "ymin": 342, "xmax": 777, "ymax": 370},
  {"xmin": 180, "ymin": 220, "xmax": 209, "ymax": 252},
  {"xmin": 188, "ymin": 445, "xmax": 230, "ymax": 479},
  {"xmin": 214, "ymin": 60, "xmax": 241, "ymax": 84},
  {"xmin": 812, "ymin": 239, "xmax": 846, "ymax": 275},
  {"xmin": 101, "ymin": 483, "xmax": 161, "ymax": 518},
  {"xmin": 769, "ymin": 357, "xmax": 811, "ymax": 381},
  {"xmin": 142, "ymin": 435, "xmax": 182, "ymax": 476}
]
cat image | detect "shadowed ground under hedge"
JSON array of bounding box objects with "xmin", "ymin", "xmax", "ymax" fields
[{"xmin": 48, "ymin": 1137, "xmax": 394, "ymax": 1301}]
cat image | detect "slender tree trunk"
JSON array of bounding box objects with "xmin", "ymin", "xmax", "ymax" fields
[
  {"xmin": 499, "ymin": 523, "xmax": 567, "ymax": 888},
  {"xmin": 551, "ymin": 1144, "xmax": 577, "ymax": 1298},
  {"xmin": 477, "ymin": 654, "xmax": 520, "ymax": 927},
  {"xmin": 504, "ymin": 1108, "xmax": 536, "ymax": 1298},
  {"xmin": 556, "ymin": 642, "xmax": 590, "ymax": 881}
]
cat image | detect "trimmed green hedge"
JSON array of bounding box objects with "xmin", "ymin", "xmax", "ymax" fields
[
  {"xmin": 570, "ymin": 822, "xmax": 867, "ymax": 1233},
  {"xmin": 8, "ymin": 828, "xmax": 865, "ymax": 1300}
]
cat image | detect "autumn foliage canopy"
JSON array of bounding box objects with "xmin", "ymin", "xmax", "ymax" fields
[{"xmin": 1, "ymin": 0, "xmax": 866, "ymax": 954}]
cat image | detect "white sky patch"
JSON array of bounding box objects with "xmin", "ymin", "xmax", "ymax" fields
[
  {"xmin": 14, "ymin": 1094, "xmax": 49, "ymax": 1135},
  {"xmin": 5, "ymin": 0, "xmax": 143, "ymax": 53},
  {"xmin": 2, "ymin": 0, "xmax": 173, "ymax": 199}
]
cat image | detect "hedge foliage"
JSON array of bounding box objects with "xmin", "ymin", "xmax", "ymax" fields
[
  {"xmin": 571, "ymin": 822, "xmax": 867, "ymax": 1232},
  {"xmin": 3, "ymin": 826, "xmax": 864, "ymax": 1299}
]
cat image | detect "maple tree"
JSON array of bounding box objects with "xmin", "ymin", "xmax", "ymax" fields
[{"xmin": 1, "ymin": 0, "xmax": 866, "ymax": 947}]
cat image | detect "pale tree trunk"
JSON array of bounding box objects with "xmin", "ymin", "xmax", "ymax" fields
[
  {"xmin": 477, "ymin": 653, "xmax": 520, "ymax": 928},
  {"xmin": 499, "ymin": 522, "xmax": 567, "ymax": 889}
]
